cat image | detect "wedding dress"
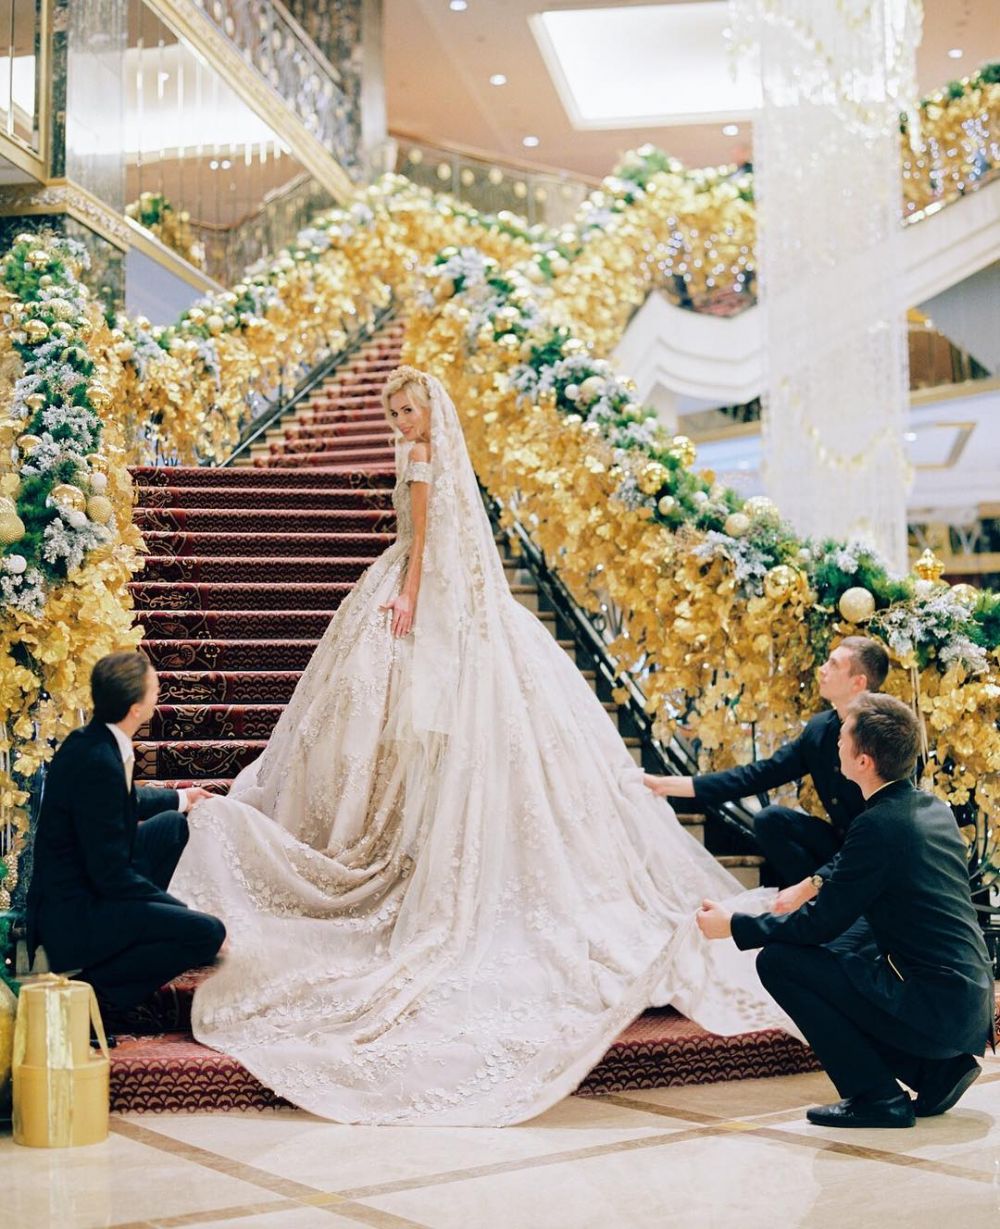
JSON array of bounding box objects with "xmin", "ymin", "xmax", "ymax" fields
[{"xmin": 171, "ymin": 374, "xmax": 792, "ymax": 1126}]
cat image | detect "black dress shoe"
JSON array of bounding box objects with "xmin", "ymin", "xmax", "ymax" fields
[
  {"xmin": 806, "ymin": 1092, "xmax": 915, "ymax": 1128},
  {"xmin": 914, "ymin": 1055, "xmax": 981, "ymax": 1117}
]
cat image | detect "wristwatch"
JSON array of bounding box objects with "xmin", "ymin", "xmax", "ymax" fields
[{"xmin": 809, "ymin": 874, "xmax": 824, "ymax": 892}]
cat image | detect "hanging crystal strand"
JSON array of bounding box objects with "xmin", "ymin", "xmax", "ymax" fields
[{"xmin": 728, "ymin": 0, "xmax": 923, "ymax": 570}]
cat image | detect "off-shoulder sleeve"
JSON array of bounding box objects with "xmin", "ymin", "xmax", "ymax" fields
[{"xmin": 407, "ymin": 460, "xmax": 433, "ymax": 485}]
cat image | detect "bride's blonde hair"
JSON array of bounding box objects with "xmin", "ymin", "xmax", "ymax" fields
[{"xmin": 381, "ymin": 365, "xmax": 432, "ymax": 418}]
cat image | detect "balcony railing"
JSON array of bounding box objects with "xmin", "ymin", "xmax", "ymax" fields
[
  {"xmin": 190, "ymin": 172, "xmax": 334, "ymax": 286},
  {"xmin": 192, "ymin": 0, "xmax": 360, "ymax": 178},
  {"xmin": 392, "ymin": 133, "xmax": 596, "ymax": 229}
]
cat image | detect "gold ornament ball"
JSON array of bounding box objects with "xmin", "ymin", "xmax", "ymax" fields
[
  {"xmin": 17, "ymin": 434, "xmax": 42, "ymax": 452},
  {"xmin": 86, "ymin": 383, "xmax": 113, "ymax": 411},
  {"xmin": 657, "ymin": 494, "xmax": 677, "ymax": 516},
  {"xmin": 724, "ymin": 511, "xmax": 751, "ymax": 538},
  {"xmin": 638, "ymin": 461, "xmax": 669, "ymax": 496},
  {"xmin": 950, "ymin": 583, "xmax": 979, "ymax": 608},
  {"xmin": 744, "ymin": 495, "xmax": 779, "ymax": 522},
  {"xmin": 51, "ymin": 483, "xmax": 87, "ymax": 513},
  {"xmin": 0, "ymin": 495, "xmax": 16, "ymax": 516},
  {"xmin": 23, "ymin": 392, "xmax": 46, "ymax": 412},
  {"xmin": 669, "ymin": 434, "xmax": 697, "ymax": 467},
  {"xmin": 764, "ymin": 564, "xmax": 798, "ymax": 602},
  {"xmin": 51, "ymin": 321, "xmax": 74, "ymax": 339},
  {"xmin": 47, "ymin": 297, "xmax": 75, "ymax": 321},
  {"xmin": 86, "ymin": 495, "xmax": 114, "ymax": 525},
  {"xmin": 0, "ymin": 512, "xmax": 25, "ymax": 545},
  {"xmin": 838, "ymin": 586, "xmax": 876, "ymax": 623},
  {"xmin": 23, "ymin": 319, "xmax": 49, "ymax": 342}
]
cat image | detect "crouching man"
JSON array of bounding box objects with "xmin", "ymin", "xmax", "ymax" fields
[{"xmin": 697, "ymin": 693, "xmax": 994, "ymax": 1128}]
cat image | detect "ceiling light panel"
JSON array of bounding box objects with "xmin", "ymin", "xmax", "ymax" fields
[{"xmin": 531, "ymin": 3, "xmax": 760, "ymax": 129}]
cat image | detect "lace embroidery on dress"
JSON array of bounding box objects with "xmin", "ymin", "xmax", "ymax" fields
[{"xmin": 170, "ymin": 375, "xmax": 794, "ymax": 1127}]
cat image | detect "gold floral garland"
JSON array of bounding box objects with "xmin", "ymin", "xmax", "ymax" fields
[{"xmin": 1, "ymin": 77, "xmax": 998, "ymax": 901}]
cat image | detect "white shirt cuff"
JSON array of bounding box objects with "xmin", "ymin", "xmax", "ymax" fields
[{"xmin": 177, "ymin": 788, "xmax": 192, "ymax": 814}]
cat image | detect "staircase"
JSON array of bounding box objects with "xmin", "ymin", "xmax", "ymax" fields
[{"xmin": 111, "ymin": 317, "xmax": 812, "ymax": 1114}]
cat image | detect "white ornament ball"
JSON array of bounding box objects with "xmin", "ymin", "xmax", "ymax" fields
[
  {"xmin": 692, "ymin": 490, "xmax": 709, "ymax": 506},
  {"xmin": 724, "ymin": 511, "xmax": 751, "ymax": 538},
  {"xmin": 564, "ymin": 383, "xmax": 580, "ymax": 402},
  {"xmin": 89, "ymin": 472, "xmax": 108, "ymax": 494},
  {"xmin": 838, "ymin": 586, "xmax": 876, "ymax": 623},
  {"xmin": 578, "ymin": 375, "xmax": 606, "ymax": 404},
  {"xmin": 4, "ymin": 553, "xmax": 27, "ymax": 575},
  {"xmin": 65, "ymin": 508, "xmax": 88, "ymax": 530}
]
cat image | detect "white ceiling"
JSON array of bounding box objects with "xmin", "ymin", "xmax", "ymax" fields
[{"xmin": 385, "ymin": 0, "xmax": 1000, "ymax": 177}]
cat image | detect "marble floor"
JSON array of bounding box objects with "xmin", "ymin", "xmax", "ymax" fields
[{"xmin": 3, "ymin": 1053, "xmax": 999, "ymax": 1229}]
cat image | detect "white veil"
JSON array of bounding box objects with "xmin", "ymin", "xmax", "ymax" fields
[{"xmin": 406, "ymin": 374, "xmax": 508, "ymax": 736}]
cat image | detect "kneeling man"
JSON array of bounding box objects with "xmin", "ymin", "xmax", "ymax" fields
[
  {"xmin": 697, "ymin": 693, "xmax": 994, "ymax": 1128},
  {"xmin": 27, "ymin": 651, "xmax": 225, "ymax": 1016}
]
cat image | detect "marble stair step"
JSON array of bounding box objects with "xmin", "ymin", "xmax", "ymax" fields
[
  {"xmin": 156, "ymin": 671, "xmax": 304, "ymax": 704},
  {"xmin": 142, "ymin": 531, "xmax": 393, "ymax": 558},
  {"xmin": 142, "ymin": 640, "xmax": 321, "ymax": 671},
  {"xmin": 135, "ymin": 484, "xmax": 395, "ymax": 510},
  {"xmin": 134, "ymin": 507, "xmax": 395, "ymax": 533},
  {"xmin": 249, "ymin": 449, "xmax": 396, "ymax": 469},
  {"xmin": 131, "ymin": 465, "xmax": 394, "ymax": 488},
  {"xmin": 130, "ymin": 581, "xmax": 354, "ymax": 612},
  {"xmin": 139, "ymin": 611, "xmax": 337, "ymax": 639},
  {"xmin": 140, "ymin": 556, "xmax": 376, "ymax": 585}
]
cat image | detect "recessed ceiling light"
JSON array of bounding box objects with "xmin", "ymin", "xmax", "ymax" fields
[
  {"xmin": 947, "ymin": 47, "xmax": 963, "ymax": 58},
  {"xmin": 489, "ymin": 73, "xmax": 507, "ymax": 86},
  {"xmin": 722, "ymin": 124, "xmax": 739, "ymax": 136},
  {"xmin": 449, "ymin": 0, "xmax": 468, "ymax": 10},
  {"xmin": 904, "ymin": 431, "xmax": 917, "ymax": 441},
  {"xmin": 209, "ymin": 159, "xmax": 219, "ymax": 170},
  {"xmin": 522, "ymin": 135, "xmax": 540, "ymax": 147}
]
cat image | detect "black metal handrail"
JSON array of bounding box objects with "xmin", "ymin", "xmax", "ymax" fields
[{"xmin": 223, "ymin": 301, "xmax": 396, "ymax": 467}]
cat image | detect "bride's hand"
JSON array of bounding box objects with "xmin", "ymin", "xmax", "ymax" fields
[{"xmin": 380, "ymin": 593, "xmax": 415, "ymax": 638}]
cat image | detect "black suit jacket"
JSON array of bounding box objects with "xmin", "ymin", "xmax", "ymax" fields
[
  {"xmin": 694, "ymin": 709, "xmax": 864, "ymax": 850},
  {"xmin": 731, "ymin": 781, "xmax": 994, "ymax": 1057},
  {"xmin": 26, "ymin": 721, "xmax": 182, "ymax": 971}
]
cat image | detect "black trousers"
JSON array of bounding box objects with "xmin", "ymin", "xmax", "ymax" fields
[
  {"xmin": 753, "ymin": 805, "xmax": 843, "ymax": 887},
  {"xmin": 80, "ymin": 811, "xmax": 225, "ymax": 1009},
  {"xmin": 757, "ymin": 936, "xmax": 949, "ymax": 1101}
]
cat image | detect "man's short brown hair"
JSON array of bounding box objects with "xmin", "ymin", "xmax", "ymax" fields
[
  {"xmin": 845, "ymin": 693, "xmax": 921, "ymax": 782},
  {"xmin": 91, "ymin": 651, "xmax": 152, "ymax": 723},
  {"xmin": 839, "ymin": 636, "xmax": 890, "ymax": 691}
]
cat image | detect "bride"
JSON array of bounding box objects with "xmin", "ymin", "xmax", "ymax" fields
[{"xmin": 171, "ymin": 366, "xmax": 790, "ymax": 1126}]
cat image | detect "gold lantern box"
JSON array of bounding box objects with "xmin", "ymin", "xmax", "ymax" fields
[{"xmin": 12, "ymin": 974, "xmax": 110, "ymax": 1148}]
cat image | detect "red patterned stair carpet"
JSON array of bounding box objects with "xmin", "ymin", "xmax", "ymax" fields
[{"xmin": 116, "ymin": 317, "xmax": 818, "ymax": 1114}]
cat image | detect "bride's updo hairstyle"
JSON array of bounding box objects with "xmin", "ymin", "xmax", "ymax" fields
[{"xmin": 381, "ymin": 365, "xmax": 432, "ymax": 422}]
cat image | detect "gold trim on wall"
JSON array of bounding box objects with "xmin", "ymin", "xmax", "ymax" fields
[
  {"xmin": 143, "ymin": 0, "xmax": 355, "ymax": 203},
  {"xmin": 0, "ymin": 178, "xmax": 228, "ymax": 291},
  {"xmin": 0, "ymin": 179, "xmax": 130, "ymax": 248}
]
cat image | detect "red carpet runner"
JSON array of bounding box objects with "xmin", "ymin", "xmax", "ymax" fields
[{"xmin": 115, "ymin": 319, "xmax": 818, "ymax": 1113}]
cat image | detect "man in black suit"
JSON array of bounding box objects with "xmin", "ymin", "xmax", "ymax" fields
[
  {"xmin": 27, "ymin": 651, "xmax": 225, "ymax": 1014},
  {"xmin": 645, "ymin": 636, "xmax": 890, "ymax": 911},
  {"xmin": 697, "ymin": 693, "xmax": 994, "ymax": 1128}
]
